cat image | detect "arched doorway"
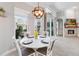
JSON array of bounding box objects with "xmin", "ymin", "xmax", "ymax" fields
[{"xmin": 57, "ymin": 18, "xmax": 63, "ymax": 36}]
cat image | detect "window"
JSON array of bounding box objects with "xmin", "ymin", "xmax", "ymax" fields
[{"xmin": 15, "ymin": 7, "xmax": 28, "ymax": 39}]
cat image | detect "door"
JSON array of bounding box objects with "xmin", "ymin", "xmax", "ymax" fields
[{"xmin": 46, "ymin": 13, "xmax": 54, "ymax": 37}]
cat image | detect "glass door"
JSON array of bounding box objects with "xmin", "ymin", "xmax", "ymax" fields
[{"xmin": 46, "ymin": 13, "xmax": 54, "ymax": 37}]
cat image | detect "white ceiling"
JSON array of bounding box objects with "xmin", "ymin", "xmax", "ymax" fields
[
  {"xmin": 25, "ymin": 2, "xmax": 79, "ymax": 11},
  {"xmin": 54, "ymin": 2, "xmax": 79, "ymax": 10},
  {"xmin": 14, "ymin": 2, "xmax": 79, "ymax": 16}
]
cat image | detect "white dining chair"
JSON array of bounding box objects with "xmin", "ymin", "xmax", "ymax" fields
[
  {"xmin": 12, "ymin": 36, "xmax": 35, "ymax": 56},
  {"xmin": 47, "ymin": 40, "xmax": 56, "ymax": 56},
  {"xmin": 12, "ymin": 36, "xmax": 22, "ymax": 56},
  {"xmin": 37, "ymin": 39, "xmax": 56, "ymax": 56}
]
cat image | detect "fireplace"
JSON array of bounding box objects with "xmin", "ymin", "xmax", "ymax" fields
[
  {"xmin": 65, "ymin": 28, "xmax": 77, "ymax": 37},
  {"xmin": 68, "ymin": 30, "xmax": 74, "ymax": 34},
  {"xmin": 64, "ymin": 18, "xmax": 77, "ymax": 37}
]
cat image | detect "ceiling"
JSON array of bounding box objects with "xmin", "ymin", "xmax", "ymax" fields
[
  {"xmin": 25, "ymin": 2, "xmax": 79, "ymax": 11},
  {"xmin": 14, "ymin": 2, "xmax": 79, "ymax": 17}
]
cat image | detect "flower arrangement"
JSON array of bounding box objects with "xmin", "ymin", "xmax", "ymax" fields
[{"xmin": 34, "ymin": 30, "xmax": 38, "ymax": 39}]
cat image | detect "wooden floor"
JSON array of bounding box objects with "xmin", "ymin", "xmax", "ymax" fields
[{"xmin": 6, "ymin": 37, "xmax": 79, "ymax": 56}]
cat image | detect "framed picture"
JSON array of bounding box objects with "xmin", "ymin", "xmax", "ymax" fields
[{"xmin": 66, "ymin": 19, "xmax": 76, "ymax": 25}]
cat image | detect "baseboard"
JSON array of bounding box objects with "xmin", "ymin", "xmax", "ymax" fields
[{"xmin": 1, "ymin": 47, "xmax": 16, "ymax": 56}]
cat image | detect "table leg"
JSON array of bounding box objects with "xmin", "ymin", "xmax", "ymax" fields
[{"xmin": 33, "ymin": 48, "xmax": 38, "ymax": 56}]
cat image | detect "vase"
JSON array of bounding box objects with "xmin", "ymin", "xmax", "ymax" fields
[{"xmin": 34, "ymin": 30, "xmax": 38, "ymax": 39}]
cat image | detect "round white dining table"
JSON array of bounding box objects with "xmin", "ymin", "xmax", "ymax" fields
[{"xmin": 20, "ymin": 37, "xmax": 56, "ymax": 56}]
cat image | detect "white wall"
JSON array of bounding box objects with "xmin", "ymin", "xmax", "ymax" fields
[
  {"xmin": 75, "ymin": 8, "xmax": 79, "ymax": 37},
  {"xmin": 0, "ymin": 3, "xmax": 15, "ymax": 55},
  {"xmin": 65, "ymin": 8, "xmax": 76, "ymax": 18}
]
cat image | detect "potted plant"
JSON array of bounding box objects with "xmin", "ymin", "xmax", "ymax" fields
[
  {"xmin": 16, "ymin": 24, "xmax": 24, "ymax": 39},
  {"xmin": 23, "ymin": 28, "xmax": 27, "ymax": 37}
]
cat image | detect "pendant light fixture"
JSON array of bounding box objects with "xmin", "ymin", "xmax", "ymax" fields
[{"xmin": 32, "ymin": 2, "xmax": 44, "ymax": 19}]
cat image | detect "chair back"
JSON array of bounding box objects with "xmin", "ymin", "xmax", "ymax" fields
[
  {"xmin": 12, "ymin": 36, "xmax": 22, "ymax": 56},
  {"xmin": 47, "ymin": 39, "xmax": 56, "ymax": 55}
]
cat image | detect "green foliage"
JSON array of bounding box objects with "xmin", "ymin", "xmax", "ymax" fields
[
  {"xmin": 16, "ymin": 24, "xmax": 24, "ymax": 39},
  {"xmin": 23, "ymin": 29, "xmax": 27, "ymax": 32}
]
